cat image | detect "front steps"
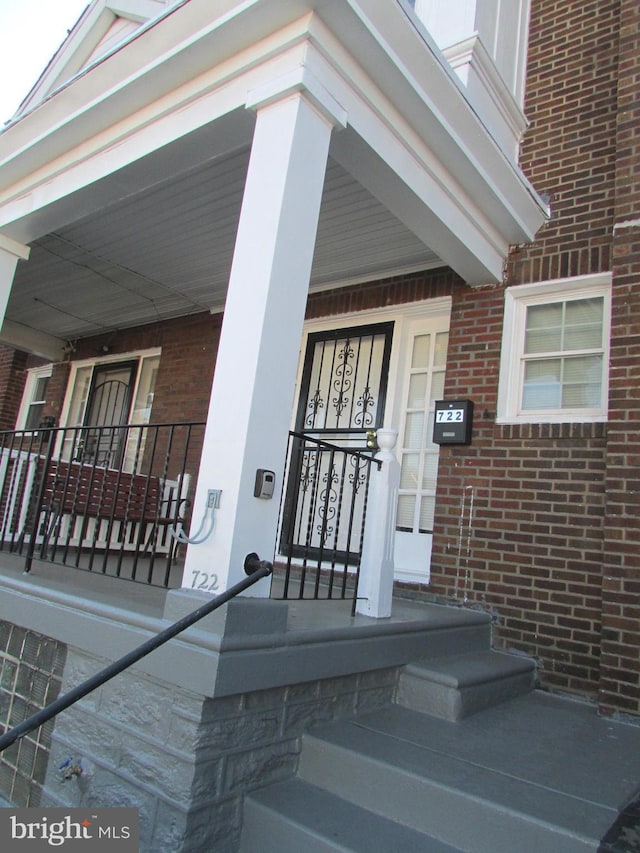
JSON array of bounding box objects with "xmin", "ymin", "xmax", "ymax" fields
[
  {"xmin": 241, "ymin": 693, "xmax": 640, "ymax": 853},
  {"xmin": 242, "ymin": 777, "xmax": 461, "ymax": 853},
  {"xmin": 397, "ymin": 648, "xmax": 536, "ymax": 720},
  {"xmin": 239, "ymin": 608, "xmax": 640, "ymax": 853}
]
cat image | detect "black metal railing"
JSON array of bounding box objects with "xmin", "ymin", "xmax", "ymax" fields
[
  {"xmin": 0, "ymin": 421, "xmax": 205, "ymax": 586},
  {"xmin": 275, "ymin": 431, "xmax": 380, "ymax": 611},
  {"xmin": 0, "ymin": 555, "xmax": 272, "ymax": 753}
]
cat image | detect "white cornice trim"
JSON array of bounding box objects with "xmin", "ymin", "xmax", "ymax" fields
[
  {"xmin": 443, "ymin": 34, "xmax": 528, "ymax": 151},
  {"xmin": 0, "ymin": 0, "xmax": 547, "ymax": 284},
  {"xmin": 15, "ymin": 0, "xmax": 174, "ymax": 118},
  {"xmin": 246, "ymin": 62, "xmax": 348, "ymax": 129}
]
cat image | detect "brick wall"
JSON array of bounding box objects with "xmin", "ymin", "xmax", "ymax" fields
[
  {"xmin": 42, "ymin": 362, "xmax": 70, "ymax": 428},
  {"xmin": 428, "ymin": 284, "xmax": 607, "ymax": 700},
  {"xmin": 600, "ymin": 0, "xmax": 640, "ymax": 716},
  {"xmin": 0, "ymin": 347, "xmax": 29, "ymax": 430},
  {"xmin": 305, "ymin": 267, "xmax": 458, "ymax": 320},
  {"xmin": 506, "ymin": 0, "xmax": 619, "ymax": 286},
  {"xmin": 70, "ymin": 312, "xmax": 222, "ymax": 426},
  {"xmin": 33, "ymin": 313, "xmax": 221, "ymax": 433},
  {"xmin": 428, "ymin": 0, "xmax": 631, "ymax": 709}
]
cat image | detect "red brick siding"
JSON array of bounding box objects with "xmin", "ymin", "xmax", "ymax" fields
[
  {"xmin": 427, "ymin": 284, "xmax": 607, "ymax": 700},
  {"xmin": 507, "ymin": 0, "xmax": 619, "ymax": 286},
  {"xmin": 42, "ymin": 362, "xmax": 70, "ymax": 427},
  {"xmin": 0, "ymin": 346, "xmax": 29, "ymax": 429},
  {"xmin": 305, "ymin": 268, "xmax": 459, "ymax": 319},
  {"xmin": 429, "ymin": 0, "xmax": 629, "ymax": 708},
  {"xmin": 145, "ymin": 313, "xmax": 221, "ymax": 425},
  {"xmin": 64, "ymin": 312, "xmax": 221, "ymax": 426},
  {"xmin": 600, "ymin": 0, "xmax": 640, "ymax": 716}
]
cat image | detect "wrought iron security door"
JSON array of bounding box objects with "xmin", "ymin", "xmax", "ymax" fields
[
  {"xmin": 78, "ymin": 361, "xmax": 138, "ymax": 467},
  {"xmin": 282, "ymin": 322, "xmax": 394, "ymax": 562}
]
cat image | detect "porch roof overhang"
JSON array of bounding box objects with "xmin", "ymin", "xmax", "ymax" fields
[{"xmin": 0, "ymin": 0, "xmax": 547, "ymax": 360}]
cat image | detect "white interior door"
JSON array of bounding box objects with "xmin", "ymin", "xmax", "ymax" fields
[{"xmin": 394, "ymin": 316, "xmax": 450, "ymax": 583}]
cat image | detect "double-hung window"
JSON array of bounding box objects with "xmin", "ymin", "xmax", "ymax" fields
[
  {"xmin": 17, "ymin": 366, "xmax": 53, "ymax": 430},
  {"xmin": 498, "ymin": 274, "xmax": 611, "ymax": 423}
]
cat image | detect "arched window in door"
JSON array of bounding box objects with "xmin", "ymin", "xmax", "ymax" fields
[
  {"xmin": 60, "ymin": 350, "xmax": 160, "ymax": 469},
  {"xmin": 79, "ymin": 361, "xmax": 138, "ymax": 466}
]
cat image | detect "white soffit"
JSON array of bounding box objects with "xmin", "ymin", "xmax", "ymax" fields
[{"xmin": 0, "ymin": 0, "xmax": 544, "ymax": 228}]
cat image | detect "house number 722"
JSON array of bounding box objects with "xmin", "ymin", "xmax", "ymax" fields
[{"xmin": 189, "ymin": 571, "xmax": 219, "ymax": 592}]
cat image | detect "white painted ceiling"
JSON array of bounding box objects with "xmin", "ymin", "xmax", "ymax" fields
[{"xmin": 7, "ymin": 151, "xmax": 440, "ymax": 343}]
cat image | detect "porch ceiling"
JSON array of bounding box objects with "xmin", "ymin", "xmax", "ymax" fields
[{"xmin": 6, "ymin": 150, "xmax": 440, "ymax": 347}]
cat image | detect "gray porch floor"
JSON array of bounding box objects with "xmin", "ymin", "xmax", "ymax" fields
[{"xmin": 0, "ymin": 550, "xmax": 172, "ymax": 619}]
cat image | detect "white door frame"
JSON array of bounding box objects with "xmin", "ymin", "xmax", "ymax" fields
[{"xmin": 295, "ymin": 296, "xmax": 452, "ymax": 583}]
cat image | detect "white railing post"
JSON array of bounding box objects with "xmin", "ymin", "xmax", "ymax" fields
[{"xmin": 357, "ymin": 428, "xmax": 400, "ymax": 618}]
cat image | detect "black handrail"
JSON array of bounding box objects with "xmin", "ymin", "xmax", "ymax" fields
[
  {"xmin": 288, "ymin": 430, "xmax": 382, "ymax": 469},
  {"xmin": 0, "ymin": 556, "xmax": 272, "ymax": 752}
]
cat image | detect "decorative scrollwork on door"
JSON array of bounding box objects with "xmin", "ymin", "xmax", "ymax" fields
[
  {"xmin": 298, "ymin": 325, "xmax": 393, "ymax": 434},
  {"xmin": 283, "ymin": 321, "xmax": 394, "ymax": 564}
]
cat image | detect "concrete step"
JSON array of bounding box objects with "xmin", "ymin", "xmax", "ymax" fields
[
  {"xmin": 239, "ymin": 691, "xmax": 640, "ymax": 853},
  {"xmin": 397, "ymin": 649, "xmax": 536, "ymax": 720},
  {"xmin": 294, "ymin": 701, "xmax": 617, "ymax": 853},
  {"xmin": 240, "ymin": 777, "xmax": 462, "ymax": 852}
]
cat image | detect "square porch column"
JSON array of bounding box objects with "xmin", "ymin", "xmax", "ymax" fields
[{"xmin": 182, "ymin": 82, "xmax": 346, "ymax": 595}]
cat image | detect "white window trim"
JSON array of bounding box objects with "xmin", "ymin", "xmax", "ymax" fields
[
  {"xmin": 59, "ymin": 347, "xmax": 161, "ymax": 428},
  {"xmin": 16, "ymin": 364, "xmax": 53, "ymax": 430},
  {"xmin": 497, "ymin": 273, "xmax": 611, "ymax": 424}
]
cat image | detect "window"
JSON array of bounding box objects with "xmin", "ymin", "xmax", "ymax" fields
[
  {"xmin": 396, "ymin": 329, "xmax": 449, "ymax": 535},
  {"xmin": 17, "ymin": 366, "xmax": 52, "ymax": 430},
  {"xmin": 497, "ymin": 274, "xmax": 611, "ymax": 423}
]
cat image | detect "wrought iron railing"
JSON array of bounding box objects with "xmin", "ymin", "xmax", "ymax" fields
[
  {"xmin": 275, "ymin": 431, "xmax": 380, "ymax": 611},
  {"xmin": 0, "ymin": 423, "xmax": 381, "ymax": 604},
  {"xmin": 0, "ymin": 421, "xmax": 205, "ymax": 586}
]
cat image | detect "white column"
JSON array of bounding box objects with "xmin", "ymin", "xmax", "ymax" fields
[
  {"xmin": 0, "ymin": 235, "xmax": 30, "ymax": 322},
  {"xmin": 182, "ymin": 86, "xmax": 345, "ymax": 595},
  {"xmin": 357, "ymin": 428, "xmax": 400, "ymax": 618}
]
